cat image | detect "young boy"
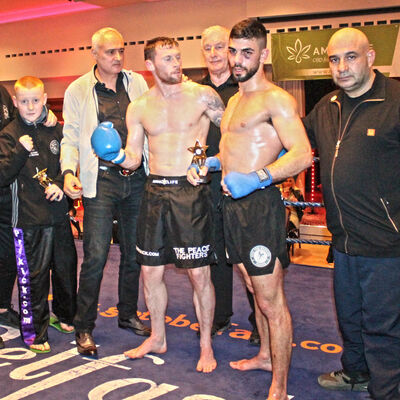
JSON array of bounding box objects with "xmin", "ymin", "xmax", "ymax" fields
[{"xmin": 0, "ymin": 76, "xmax": 77, "ymax": 353}]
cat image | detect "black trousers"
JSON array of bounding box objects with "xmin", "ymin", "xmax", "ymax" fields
[
  {"xmin": 334, "ymin": 249, "xmax": 400, "ymax": 400},
  {"xmin": 0, "ymin": 189, "xmax": 16, "ymax": 310},
  {"xmin": 210, "ymin": 172, "xmax": 233, "ymax": 324},
  {"xmin": 74, "ymin": 166, "xmax": 145, "ymax": 333},
  {"xmin": 20, "ymin": 218, "xmax": 77, "ymax": 344},
  {"xmin": 0, "ymin": 225, "xmax": 15, "ymax": 309}
]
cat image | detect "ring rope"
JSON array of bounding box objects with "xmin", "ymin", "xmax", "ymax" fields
[
  {"xmin": 283, "ymin": 197, "xmax": 330, "ymax": 245},
  {"xmin": 283, "ymin": 200, "xmax": 324, "ymax": 208},
  {"xmin": 286, "ymin": 238, "xmax": 331, "ymax": 246}
]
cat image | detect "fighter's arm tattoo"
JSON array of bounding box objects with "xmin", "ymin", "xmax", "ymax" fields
[{"xmin": 204, "ymin": 87, "xmax": 225, "ymax": 127}]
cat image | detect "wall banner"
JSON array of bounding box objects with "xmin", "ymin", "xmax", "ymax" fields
[{"xmin": 271, "ymin": 25, "xmax": 400, "ymax": 81}]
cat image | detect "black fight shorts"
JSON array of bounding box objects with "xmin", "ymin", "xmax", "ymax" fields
[
  {"xmin": 222, "ymin": 186, "xmax": 289, "ymax": 276},
  {"xmin": 136, "ymin": 175, "xmax": 216, "ymax": 268}
]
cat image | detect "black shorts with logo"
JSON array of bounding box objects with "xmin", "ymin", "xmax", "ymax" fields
[
  {"xmin": 222, "ymin": 186, "xmax": 289, "ymax": 276},
  {"xmin": 136, "ymin": 175, "xmax": 216, "ymax": 268}
]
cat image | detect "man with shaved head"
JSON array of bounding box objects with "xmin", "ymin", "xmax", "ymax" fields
[{"xmin": 304, "ymin": 27, "xmax": 400, "ymax": 399}]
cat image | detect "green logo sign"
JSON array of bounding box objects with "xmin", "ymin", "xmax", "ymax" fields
[
  {"xmin": 271, "ymin": 25, "xmax": 399, "ymax": 81},
  {"xmin": 287, "ymin": 39, "xmax": 311, "ymax": 64}
]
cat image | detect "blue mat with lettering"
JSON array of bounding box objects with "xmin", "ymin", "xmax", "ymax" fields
[{"xmin": 0, "ymin": 241, "xmax": 370, "ymax": 400}]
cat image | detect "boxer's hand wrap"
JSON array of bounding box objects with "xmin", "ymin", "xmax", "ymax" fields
[
  {"xmin": 224, "ymin": 167, "xmax": 273, "ymax": 199},
  {"xmin": 255, "ymin": 167, "xmax": 273, "ymax": 185},
  {"xmin": 204, "ymin": 156, "xmax": 221, "ymax": 172},
  {"xmin": 188, "ymin": 163, "xmax": 200, "ymax": 173},
  {"xmin": 110, "ymin": 149, "xmax": 126, "ymax": 164}
]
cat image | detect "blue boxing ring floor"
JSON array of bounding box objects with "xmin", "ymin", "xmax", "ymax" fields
[{"xmin": 0, "ymin": 241, "xmax": 369, "ymax": 400}]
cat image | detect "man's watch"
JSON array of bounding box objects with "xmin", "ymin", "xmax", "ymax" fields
[{"xmin": 62, "ymin": 169, "xmax": 75, "ymax": 177}]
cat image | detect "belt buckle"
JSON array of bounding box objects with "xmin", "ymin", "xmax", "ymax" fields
[{"xmin": 119, "ymin": 168, "xmax": 134, "ymax": 177}]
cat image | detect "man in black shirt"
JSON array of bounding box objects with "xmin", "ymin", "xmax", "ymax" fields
[{"xmin": 304, "ymin": 28, "xmax": 400, "ymax": 399}]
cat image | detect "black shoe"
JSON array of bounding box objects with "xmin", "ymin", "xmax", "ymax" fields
[
  {"xmin": 249, "ymin": 328, "xmax": 260, "ymax": 346},
  {"xmin": 197, "ymin": 317, "xmax": 231, "ymax": 338},
  {"xmin": 0, "ymin": 307, "xmax": 20, "ymax": 329},
  {"xmin": 75, "ymin": 332, "xmax": 98, "ymax": 358},
  {"xmin": 212, "ymin": 318, "xmax": 231, "ymax": 337},
  {"xmin": 118, "ymin": 315, "xmax": 151, "ymax": 337},
  {"xmin": 0, "ymin": 336, "xmax": 4, "ymax": 349}
]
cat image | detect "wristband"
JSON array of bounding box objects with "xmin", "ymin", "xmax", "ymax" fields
[
  {"xmin": 111, "ymin": 149, "xmax": 126, "ymax": 165},
  {"xmin": 255, "ymin": 167, "xmax": 272, "ymax": 184}
]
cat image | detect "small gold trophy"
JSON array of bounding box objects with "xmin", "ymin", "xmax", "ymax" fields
[
  {"xmin": 33, "ymin": 168, "xmax": 53, "ymax": 189},
  {"xmin": 188, "ymin": 140, "xmax": 210, "ymax": 184}
]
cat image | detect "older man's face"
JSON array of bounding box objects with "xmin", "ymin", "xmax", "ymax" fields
[
  {"xmin": 93, "ymin": 32, "xmax": 125, "ymax": 77},
  {"xmin": 202, "ymin": 29, "xmax": 230, "ymax": 76}
]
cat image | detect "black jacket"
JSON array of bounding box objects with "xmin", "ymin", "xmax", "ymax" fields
[
  {"xmin": 0, "ymin": 85, "xmax": 16, "ymax": 226},
  {"xmin": 0, "ymin": 85, "xmax": 16, "ymax": 132},
  {"xmin": 0, "ymin": 114, "xmax": 67, "ymax": 228},
  {"xmin": 304, "ymin": 70, "xmax": 400, "ymax": 257}
]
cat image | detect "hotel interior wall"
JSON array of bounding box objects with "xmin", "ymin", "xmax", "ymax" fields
[{"xmin": 0, "ymin": 0, "xmax": 400, "ymax": 97}]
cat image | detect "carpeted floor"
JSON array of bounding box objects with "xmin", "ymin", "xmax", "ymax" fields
[{"xmin": 0, "ymin": 241, "xmax": 370, "ymax": 400}]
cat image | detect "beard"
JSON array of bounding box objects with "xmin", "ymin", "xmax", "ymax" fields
[
  {"xmin": 232, "ymin": 64, "xmax": 259, "ymax": 82},
  {"xmin": 164, "ymin": 75, "xmax": 182, "ymax": 84},
  {"xmin": 156, "ymin": 67, "xmax": 182, "ymax": 85}
]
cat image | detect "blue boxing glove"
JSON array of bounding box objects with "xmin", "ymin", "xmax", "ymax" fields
[
  {"xmin": 204, "ymin": 156, "xmax": 221, "ymax": 172},
  {"xmin": 91, "ymin": 121, "xmax": 126, "ymax": 164},
  {"xmin": 224, "ymin": 167, "xmax": 273, "ymax": 199}
]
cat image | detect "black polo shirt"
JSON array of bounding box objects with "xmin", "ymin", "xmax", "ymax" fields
[
  {"xmin": 199, "ymin": 74, "xmax": 238, "ymax": 156},
  {"xmin": 94, "ymin": 68, "xmax": 130, "ymax": 147}
]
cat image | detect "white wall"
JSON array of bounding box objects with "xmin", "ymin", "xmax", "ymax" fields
[
  {"xmin": 246, "ymin": 0, "xmax": 400, "ymax": 18},
  {"xmin": 0, "ymin": 0, "xmax": 245, "ymax": 82}
]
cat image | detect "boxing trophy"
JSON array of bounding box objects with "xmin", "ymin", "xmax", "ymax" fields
[
  {"xmin": 188, "ymin": 140, "xmax": 210, "ymax": 184},
  {"xmin": 33, "ymin": 168, "xmax": 53, "ymax": 189}
]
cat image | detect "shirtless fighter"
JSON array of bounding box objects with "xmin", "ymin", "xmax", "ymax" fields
[
  {"xmin": 188, "ymin": 19, "xmax": 312, "ymax": 399},
  {"xmin": 92, "ymin": 37, "xmax": 224, "ymax": 373}
]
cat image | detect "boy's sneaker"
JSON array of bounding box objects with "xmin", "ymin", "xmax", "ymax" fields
[
  {"xmin": 318, "ymin": 369, "xmax": 369, "ymax": 391},
  {"xmin": 0, "ymin": 307, "xmax": 20, "ymax": 329}
]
